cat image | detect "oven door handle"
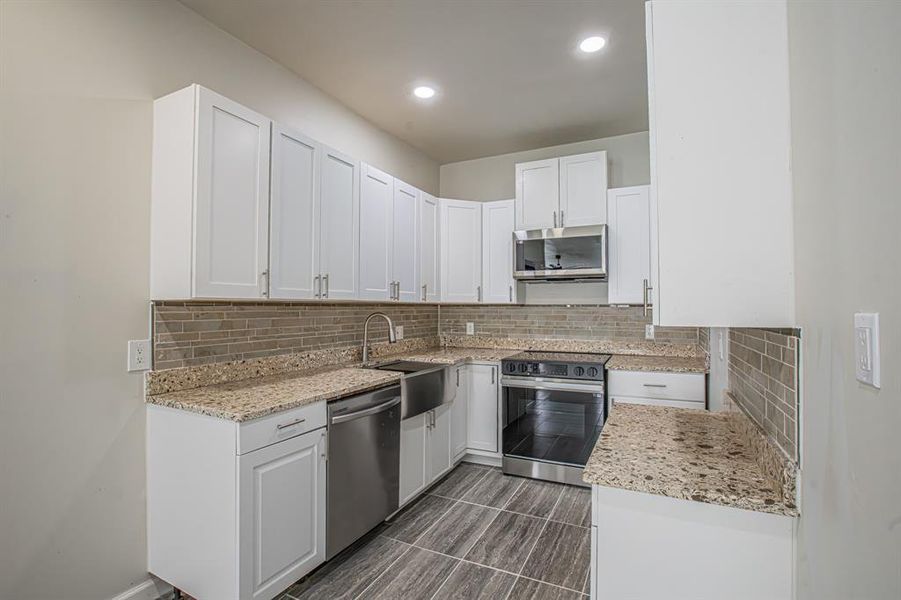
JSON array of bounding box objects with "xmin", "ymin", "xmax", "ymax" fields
[{"xmin": 501, "ymin": 376, "xmax": 605, "ymax": 394}]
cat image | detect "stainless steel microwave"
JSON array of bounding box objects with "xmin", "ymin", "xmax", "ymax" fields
[{"xmin": 513, "ymin": 224, "xmax": 607, "ymax": 281}]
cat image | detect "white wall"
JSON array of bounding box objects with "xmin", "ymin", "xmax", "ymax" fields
[
  {"xmin": 438, "ymin": 131, "xmax": 650, "ymax": 201},
  {"xmin": 787, "ymin": 2, "xmax": 901, "ymax": 598},
  {"xmin": 0, "ymin": 2, "xmax": 438, "ymax": 599}
]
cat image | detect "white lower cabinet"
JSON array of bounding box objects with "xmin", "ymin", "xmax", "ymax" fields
[
  {"xmin": 466, "ymin": 363, "xmax": 500, "ymax": 454},
  {"xmin": 147, "ymin": 403, "xmax": 327, "ymax": 600},
  {"xmin": 607, "ymin": 370, "xmax": 706, "ymax": 412},
  {"xmin": 239, "ymin": 429, "xmax": 326, "ymax": 600},
  {"xmin": 399, "ymin": 402, "xmax": 455, "ymax": 507},
  {"xmin": 591, "ymin": 485, "xmax": 795, "ymax": 600},
  {"xmin": 451, "ymin": 366, "xmax": 469, "ymax": 460}
]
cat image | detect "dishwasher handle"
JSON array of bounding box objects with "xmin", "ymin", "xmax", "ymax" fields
[{"xmin": 330, "ymin": 396, "xmax": 401, "ymax": 425}]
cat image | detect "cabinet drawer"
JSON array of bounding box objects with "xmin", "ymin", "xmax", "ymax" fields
[
  {"xmin": 238, "ymin": 401, "xmax": 327, "ymax": 455},
  {"xmin": 607, "ymin": 370, "xmax": 705, "ymax": 403}
]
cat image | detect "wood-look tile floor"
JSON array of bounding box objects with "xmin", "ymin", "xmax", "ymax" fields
[{"xmin": 283, "ymin": 463, "xmax": 591, "ymax": 600}]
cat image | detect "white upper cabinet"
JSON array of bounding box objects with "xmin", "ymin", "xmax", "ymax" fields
[
  {"xmin": 482, "ymin": 200, "xmax": 516, "ymax": 304},
  {"xmin": 440, "ymin": 199, "xmax": 482, "ymax": 303},
  {"xmin": 560, "ymin": 151, "xmax": 608, "ymax": 226},
  {"xmin": 269, "ymin": 125, "xmax": 319, "ymax": 300},
  {"xmin": 607, "ymin": 186, "xmax": 650, "ymax": 305},
  {"xmin": 318, "ymin": 147, "xmax": 360, "ymax": 300},
  {"xmin": 358, "ymin": 164, "xmax": 394, "ymax": 300},
  {"xmin": 514, "ymin": 158, "xmax": 559, "ymax": 230},
  {"xmin": 392, "ymin": 179, "xmax": 420, "ymax": 302},
  {"xmin": 151, "ymin": 85, "xmax": 271, "ymax": 299},
  {"xmin": 420, "ymin": 193, "xmax": 441, "ymax": 302},
  {"xmin": 515, "ymin": 152, "xmax": 607, "ymax": 231},
  {"xmin": 646, "ymin": 0, "xmax": 794, "ymax": 327}
]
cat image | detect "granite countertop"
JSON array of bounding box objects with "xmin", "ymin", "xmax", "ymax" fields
[
  {"xmin": 583, "ymin": 404, "xmax": 798, "ymax": 517},
  {"xmin": 147, "ymin": 367, "xmax": 402, "ymax": 422},
  {"xmin": 385, "ymin": 347, "xmax": 523, "ymax": 365},
  {"xmin": 606, "ymin": 355, "xmax": 708, "ymax": 373}
]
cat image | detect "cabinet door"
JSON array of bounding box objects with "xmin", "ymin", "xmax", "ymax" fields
[
  {"xmin": 358, "ymin": 164, "xmax": 394, "ymax": 300},
  {"xmin": 399, "ymin": 414, "xmax": 428, "ymax": 507},
  {"xmin": 450, "ymin": 367, "xmax": 469, "ymax": 460},
  {"xmin": 467, "ymin": 364, "xmax": 499, "ymax": 453},
  {"xmin": 440, "ymin": 199, "xmax": 482, "ymax": 303},
  {"xmin": 428, "ymin": 404, "xmax": 452, "ymax": 483},
  {"xmin": 269, "ymin": 124, "xmax": 319, "ymax": 300},
  {"xmin": 420, "ymin": 193, "xmax": 441, "ymax": 302},
  {"xmin": 514, "ymin": 158, "xmax": 559, "ymax": 230},
  {"xmin": 392, "ymin": 179, "xmax": 419, "ymax": 302},
  {"xmin": 481, "ymin": 200, "xmax": 515, "ymax": 304},
  {"xmin": 319, "ymin": 146, "xmax": 360, "ymax": 299},
  {"xmin": 607, "ymin": 186, "xmax": 650, "ymax": 305},
  {"xmin": 560, "ymin": 151, "xmax": 607, "ymax": 226},
  {"xmin": 194, "ymin": 87, "xmax": 271, "ymax": 298},
  {"xmin": 239, "ymin": 428, "xmax": 326, "ymax": 600}
]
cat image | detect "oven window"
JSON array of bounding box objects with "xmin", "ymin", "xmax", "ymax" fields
[{"xmin": 502, "ymin": 387, "xmax": 605, "ymax": 466}]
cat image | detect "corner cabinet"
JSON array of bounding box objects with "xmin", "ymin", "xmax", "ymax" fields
[
  {"xmin": 646, "ymin": 1, "xmax": 795, "ymax": 326},
  {"xmin": 440, "ymin": 199, "xmax": 482, "ymax": 303},
  {"xmin": 151, "ymin": 85, "xmax": 271, "ymax": 299},
  {"xmin": 514, "ymin": 151, "xmax": 607, "ymax": 230}
]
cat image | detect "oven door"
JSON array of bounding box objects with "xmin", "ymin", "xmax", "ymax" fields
[{"xmin": 501, "ymin": 376, "xmax": 606, "ymax": 470}]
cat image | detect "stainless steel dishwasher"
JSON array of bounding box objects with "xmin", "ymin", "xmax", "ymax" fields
[{"xmin": 326, "ymin": 384, "xmax": 401, "ymax": 559}]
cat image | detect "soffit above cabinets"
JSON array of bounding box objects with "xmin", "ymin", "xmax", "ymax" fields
[{"xmin": 177, "ymin": 0, "xmax": 649, "ymax": 163}]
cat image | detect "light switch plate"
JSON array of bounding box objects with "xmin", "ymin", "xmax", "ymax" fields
[
  {"xmin": 466, "ymin": 322, "xmax": 475, "ymax": 335},
  {"xmin": 854, "ymin": 313, "xmax": 880, "ymax": 388},
  {"xmin": 128, "ymin": 339, "xmax": 151, "ymax": 372},
  {"xmin": 395, "ymin": 325, "xmax": 404, "ymax": 340}
]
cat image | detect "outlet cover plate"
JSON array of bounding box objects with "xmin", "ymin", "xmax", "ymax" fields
[
  {"xmin": 645, "ymin": 324, "xmax": 655, "ymax": 340},
  {"xmin": 395, "ymin": 325, "xmax": 404, "ymax": 340},
  {"xmin": 128, "ymin": 339, "xmax": 151, "ymax": 372},
  {"xmin": 466, "ymin": 322, "xmax": 475, "ymax": 335},
  {"xmin": 854, "ymin": 313, "xmax": 880, "ymax": 388}
]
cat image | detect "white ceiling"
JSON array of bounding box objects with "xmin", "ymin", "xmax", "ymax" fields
[{"xmin": 179, "ymin": 0, "xmax": 649, "ymax": 164}]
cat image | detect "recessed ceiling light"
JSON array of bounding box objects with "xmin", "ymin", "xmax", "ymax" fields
[
  {"xmin": 413, "ymin": 86, "xmax": 436, "ymax": 99},
  {"xmin": 579, "ymin": 36, "xmax": 607, "ymax": 53}
]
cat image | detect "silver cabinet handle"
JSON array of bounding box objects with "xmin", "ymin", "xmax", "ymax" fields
[
  {"xmin": 643, "ymin": 383, "xmax": 668, "ymax": 388},
  {"xmin": 314, "ymin": 275, "xmax": 321, "ymax": 298},
  {"xmin": 476, "ymin": 285, "xmax": 482, "ymax": 303},
  {"xmin": 422, "ymin": 284, "xmax": 427, "ymax": 302},
  {"xmin": 491, "ymin": 367, "xmax": 495, "ymax": 385},
  {"xmin": 323, "ymin": 273, "xmax": 329, "ymax": 298},
  {"xmin": 260, "ymin": 269, "xmax": 269, "ymax": 298},
  {"xmin": 560, "ymin": 210, "xmax": 564, "ymax": 226},
  {"xmin": 277, "ymin": 417, "xmax": 305, "ymax": 430},
  {"xmin": 509, "ymin": 285, "xmax": 513, "ymax": 303},
  {"xmin": 456, "ymin": 368, "xmax": 460, "ymax": 387},
  {"xmin": 643, "ymin": 279, "xmax": 653, "ymax": 316},
  {"xmin": 553, "ymin": 211, "xmax": 557, "ymax": 227}
]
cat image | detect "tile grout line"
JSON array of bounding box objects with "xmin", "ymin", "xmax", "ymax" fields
[
  {"xmin": 350, "ymin": 538, "xmax": 416, "ymax": 600},
  {"xmin": 426, "ymin": 559, "xmax": 463, "ymax": 600},
  {"xmin": 516, "ymin": 486, "xmax": 566, "ymax": 579}
]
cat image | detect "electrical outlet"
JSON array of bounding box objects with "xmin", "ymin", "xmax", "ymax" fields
[
  {"xmin": 466, "ymin": 322, "xmax": 475, "ymax": 335},
  {"xmin": 645, "ymin": 324, "xmax": 655, "ymax": 340},
  {"xmin": 395, "ymin": 325, "xmax": 404, "ymax": 340},
  {"xmin": 128, "ymin": 339, "xmax": 151, "ymax": 372},
  {"xmin": 854, "ymin": 313, "xmax": 880, "ymax": 388}
]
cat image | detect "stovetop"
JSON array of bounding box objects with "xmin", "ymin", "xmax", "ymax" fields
[{"xmin": 501, "ymin": 351, "xmax": 610, "ymax": 381}]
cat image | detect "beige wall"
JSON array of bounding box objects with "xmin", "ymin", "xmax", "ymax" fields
[
  {"xmin": 0, "ymin": 1, "xmax": 438, "ymax": 599},
  {"xmin": 787, "ymin": 2, "xmax": 901, "ymax": 598},
  {"xmin": 438, "ymin": 131, "xmax": 650, "ymax": 201}
]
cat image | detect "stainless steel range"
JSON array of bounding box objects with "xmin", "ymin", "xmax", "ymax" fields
[{"xmin": 501, "ymin": 351, "xmax": 610, "ymax": 487}]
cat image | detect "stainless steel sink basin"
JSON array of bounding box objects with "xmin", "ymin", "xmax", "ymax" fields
[{"xmin": 367, "ymin": 361, "xmax": 455, "ymax": 419}]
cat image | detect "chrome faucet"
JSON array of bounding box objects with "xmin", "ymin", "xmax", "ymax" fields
[{"xmin": 362, "ymin": 312, "xmax": 397, "ymax": 365}]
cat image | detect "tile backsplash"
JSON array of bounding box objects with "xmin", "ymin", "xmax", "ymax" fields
[
  {"xmin": 439, "ymin": 305, "xmax": 699, "ymax": 345},
  {"xmin": 727, "ymin": 328, "xmax": 800, "ymax": 462},
  {"xmin": 153, "ymin": 301, "xmax": 438, "ymax": 370}
]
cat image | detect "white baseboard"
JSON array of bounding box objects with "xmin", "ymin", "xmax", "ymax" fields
[
  {"xmin": 461, "ymin": 452, "xmax": 502, "ymax": 468},
  {"xmin": 110, "ymin": 576, "xmax": 173, "ymax": 600}
]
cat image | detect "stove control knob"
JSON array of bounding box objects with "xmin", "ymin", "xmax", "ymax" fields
[
  {"xmin": 519, "ymin": 363, "xmax": 529, "ymax": 373},
  {"xmin": 573, "ymin": 366, "xmax": 585, "ymax": 377},
  {"xmin": 506, "ymin": 363, "xmax": 516, "ymax": 373},
  {"xmin": 587, "ymin": 367, "xmax": 599, "ymax": 378}
]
